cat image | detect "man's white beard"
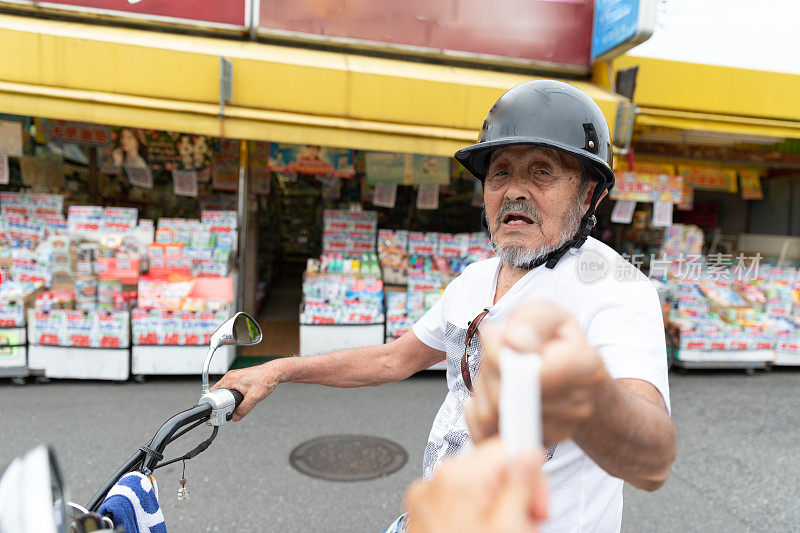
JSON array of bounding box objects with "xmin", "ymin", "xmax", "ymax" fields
[{"xmin": 490, "ymin": 202, "xmax": 584, "ymax": 269}]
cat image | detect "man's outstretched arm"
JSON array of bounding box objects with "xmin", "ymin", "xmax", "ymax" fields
[
  {"xmin": 466, "ymin": 300, "xmax": 676, "ymax": 492},
  {"xmin": 213, "ymin": 331, "xmax": 444, "ymax": 420}
]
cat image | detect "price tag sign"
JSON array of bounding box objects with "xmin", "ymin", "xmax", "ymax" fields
[
  {"xmin": 416, "ymin": 184, "xmax": 439, "ymax": 210},
  {"xmin": 372, "ymin": 183, "xmax": 397, "ymax": 208},
  {"xmin": 611, "ymin": 200, "xmax": 636, "ymax": 223},
  {"xmin": 652, "ymin": 201, "xmax": 673, "ymax": 227},
  {"xmin": 172, "ymin": 169, "xmax": 198, "ymax": 197},
  {"xmin": 124, "ymin": 165, "xmax": 153, "ymax": 189}
]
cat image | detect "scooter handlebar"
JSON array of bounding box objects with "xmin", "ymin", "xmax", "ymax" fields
[{"xmin": 229, "ymin": 389, "xmax": 245, "ymax": 409}]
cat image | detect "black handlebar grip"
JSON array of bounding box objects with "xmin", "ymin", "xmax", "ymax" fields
[{"xmin": 229, "ymin": 389, "xmax": 245, "ymax": 408}]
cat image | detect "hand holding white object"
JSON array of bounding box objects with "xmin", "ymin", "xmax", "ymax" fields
[{"xmin": 465, "ymin": 299, "xmax": 609, "ymax": 447}]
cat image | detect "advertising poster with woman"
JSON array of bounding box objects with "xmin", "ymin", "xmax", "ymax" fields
[
  {"xmin": 101, "ymin": 128, "xmax": 213, "ymax": 174},
  {"xmin": 268, "ymin": 143, "xmax": 354, "ymax": 178}
]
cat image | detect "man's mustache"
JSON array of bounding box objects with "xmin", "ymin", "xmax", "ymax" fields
[{"xmin": 495, "ymin": 200, "xmax": 543, "ymax": 227}]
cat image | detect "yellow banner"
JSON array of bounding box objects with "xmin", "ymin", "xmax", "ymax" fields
[
  {"xmin": 614, "ymin": 160, "xmax": 676, "ymax": 175},
  {"xmin": 610, "ymin": 171, "xmax": 684, "ymax": 204},
  {"xmin": 739, "ymin": 169, "xmax": 764, "ymax": 200},
  {"xmin": 679, "ymin": 165, "xmax": 738, "ymax": 192}
]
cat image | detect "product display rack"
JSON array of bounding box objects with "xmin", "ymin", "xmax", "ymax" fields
[
  {"xmin": 0, "ymin": 326, "xmax": 28, "ymax": 382},
  {"xmin": 672, "ymin": 349, "xmax": 773, "ymax": 372},
  {"xmin": 131, "ymin": 345, "xmax": 235, "ymax": 379},
  {"xmin": 27, "ymin": 345, "xmax": 130, "ymax": 381},
  {"xmin": 773, "ymin": 351, "xmax": 800, "ymax": 366},
  {"xmin": 130, "ymin": 274, "xmax": 239, "ymax": 379},
  {"xmin": 299, "ymin": 323, "xmax": 385, "ymax": 356}
]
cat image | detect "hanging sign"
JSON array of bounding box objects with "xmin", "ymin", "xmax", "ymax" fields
[
  {"xmin": 0, "ymin": 154, "xmax": 8, "ymax": 185},
  {"xmin": 372, "ymin": 183, "xmax": 397, "ymax": 208},
  {"xmin": 251, "ymin": 171, "xmax": 271, "ymax": 195},
  {"xmin": 268, "ymin": 143, "xmax": 354, "ymax": 178},
  {"xmin": 679, "ymin": 165, "xmax": 738, "ymax": 192},
  {"xmin": 740, "ymin": 169, "xmax": 764, "ymax": 200},
  {"xmin": 172, "ymin": 170, "xmax": 198, "ymax": 198},
  {"xmin": 249, "ymin": 141, "xmax": 271, "ymax": 195},
  {"xmin": 19, "ymin": 156, "xmax": 63, "ymax": 188},
  {"xmin": 319, "ymin": 177, "xmax": 342, "ymax": 199},
  {"xmin": 47, "ymin": 120, "xmax": 111, "ymax": 146},
  {"xmin": 0, "ymin": 120, "xmax": 23, "ymax": 157},
  {"xmin": 416, "ymin": 184, "xmax": 440, "ymax": 210},
  {"xmin": 611, "ymin": 200, "xmax": 636, "ymax": 223},
  {"xmin": 678, "ymin": 184, "xmax": 694, "ymax": 211},
  {"xmin": 197, "ymin": 167, "xmax": 211, "ymax": 184},
  {"xmin": 652, "ymin": 201, "xmax": 673, "ymax": 227},
  {"xmin": 124, "ymin": 164, "xmax": 153, "ymax": 189},
  {"xmin": 366, "ymin": 152, "xmax": 449, "ymax": 185},
  {"xmin": 212, "ymin": 166, "xmax": 239, "ymax": 191},
  {"xmin": 591, "ymin": 0, "xmax": 656, "ymax": 61},
  {"xmin": 610, "ymin": 171, "xmax": 683, "ymax": 203},
  {"xmin": 214, "ymin": 138, "xmax": 240, "ymax": 167}
]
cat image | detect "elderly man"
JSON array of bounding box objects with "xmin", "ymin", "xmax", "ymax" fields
[{"xmin": 213, "ymin": 80, "xmax": 676, "ymax": 531}]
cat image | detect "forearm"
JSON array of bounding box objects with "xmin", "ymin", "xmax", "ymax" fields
[
  {"xmin": 271, "ymin": 343, "xmax": 405, "ymax": 388},
  {"xmin": 573, "ymin": 375, "xmax": 677, "ymax": 491}
]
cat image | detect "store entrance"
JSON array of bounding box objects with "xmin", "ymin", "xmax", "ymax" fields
[
  {"xmin": 249, "ymin": 267, "xmax": 303, "ymax": 356},
  {"xmin": 244, "ymin": 173, "xmax": 324, "ymax": 357}
]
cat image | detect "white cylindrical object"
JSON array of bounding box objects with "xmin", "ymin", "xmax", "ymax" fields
[{"xmin": 499, "ymin": 347, "xmax": 542, "ymax": 457}]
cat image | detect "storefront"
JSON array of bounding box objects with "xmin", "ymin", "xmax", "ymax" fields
[
  {"xmin": 590, "ymin": 55, "xmax": 800, "ymax": 370},
  {"xmin": 0, "ymin": 7, "xmax": 634, "ymax": 373}
]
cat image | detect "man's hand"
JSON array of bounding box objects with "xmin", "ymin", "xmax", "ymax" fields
[
  {"xmin": 465, "ymin": 300, "xmax": 610, "ymax": 446},
  {"xmin": 211, "ymin": 363, "xmax": 281, "ymax": 422},
  {"xmin": 405, "ymin": 437, "xmax": 547, "ymax": 533}
]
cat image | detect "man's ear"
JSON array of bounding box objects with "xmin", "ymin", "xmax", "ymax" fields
[
  {"xmin": 583, "ymin": 184, "xmax": 608, "ymax": 206},
  {"xmin": 593, "ymin": 188, "xmax": 609, "ymax": 208}
]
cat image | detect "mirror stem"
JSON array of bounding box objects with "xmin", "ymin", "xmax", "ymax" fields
[{"xmin": 201, "ymin": 345, "xmax": 218, "ymax": 395}]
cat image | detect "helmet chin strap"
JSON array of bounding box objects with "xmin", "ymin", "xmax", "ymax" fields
[
  {"xmin": 543, "ymin": 181, "xmax": 605, "ymax": 269},
  {"xmin": 483, "ymin": 181, "xmax": 606, "ymax": 270}
]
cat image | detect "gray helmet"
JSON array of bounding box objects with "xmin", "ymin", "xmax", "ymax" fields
[
  {"xmin": 455, "ymin": 79, "xmax": 615, "ymax": 191},
  {"xmin": 457, "ymin": 80, "xmax": 616, "ymax": 269}
]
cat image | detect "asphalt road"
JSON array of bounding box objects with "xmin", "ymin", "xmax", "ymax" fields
[{"xmin": 1, "ymin": 368, "xmax": 798, "ymax": 532}]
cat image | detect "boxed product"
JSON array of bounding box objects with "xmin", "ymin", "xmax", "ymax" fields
[
  {"xmin": 408, "ymin": 232, "xmax": 438, "ymax": 256},
  {"xmin": 28, "ymin": 309, "xmax": 131, "ymax": 348},
  {"xmin": 131, "ymin": 309, "xmax": 229, "ymax": 346},
  {"xmin": 321, "ymin": 210, "xmax": 377, "ymax": 255},
  {"xmin": 1, "ymin": 193, "xmax": 64, "ymax": 218}
]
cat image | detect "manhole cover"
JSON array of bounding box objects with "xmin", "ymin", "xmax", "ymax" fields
[{"xmin": 289, "ymin": 434, "xmax": 408, "ymax": 481}]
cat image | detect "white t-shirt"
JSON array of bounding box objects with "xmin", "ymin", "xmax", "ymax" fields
[{"xmin": 412, "ymin": 237, "xmax": 671, "ymax": 533}]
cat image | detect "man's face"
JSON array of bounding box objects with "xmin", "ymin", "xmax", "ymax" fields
[{"xmin": 483, "ymin": 145, "xmax": 592, "ymax": 267}]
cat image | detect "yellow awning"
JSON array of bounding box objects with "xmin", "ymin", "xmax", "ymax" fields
[
  {"xmin": 610, "ymin": 55, "xmax": 800, "ymax": 123},
  {"xmin": 0, "ymin": 14, "xmax": 626, "ymax": 157},
  {"xmin": 636, "ymin": 109, "xmax": 800, "ymax": 143},
  {"xmin": 599, "ymin": 55, "xmax": 800, "ymax": 142}
]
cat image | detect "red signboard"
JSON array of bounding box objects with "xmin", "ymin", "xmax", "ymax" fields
[
  {"xmin": 3, "ymin": 0, "xmax": 246, "ymax": 28},
  {"xmin": 48, "ymin": 120, "xmax": 111, "ymax": 146},
  {"xmin": 259, "ymin": 0, "xmax": 594, "ymax": 70}
]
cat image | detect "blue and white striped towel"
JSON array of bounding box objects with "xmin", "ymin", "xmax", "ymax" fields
[{"xmin": 99, "ymin": 471, "xmax": 166, "ymax": 533}]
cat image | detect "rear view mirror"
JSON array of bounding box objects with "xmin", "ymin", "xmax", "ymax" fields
[
  {"xmin": 231, "ymin": 313, "xmax": 262, "ymax": 346},
  {"xmin": 201, "ymin": 312, "xmax": 263, "ymax": 394}
]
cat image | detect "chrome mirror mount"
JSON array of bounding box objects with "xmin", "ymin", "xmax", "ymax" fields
[{"xmin": 200, "ymin": 312, "xmax": 262, "ymax": 395}]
